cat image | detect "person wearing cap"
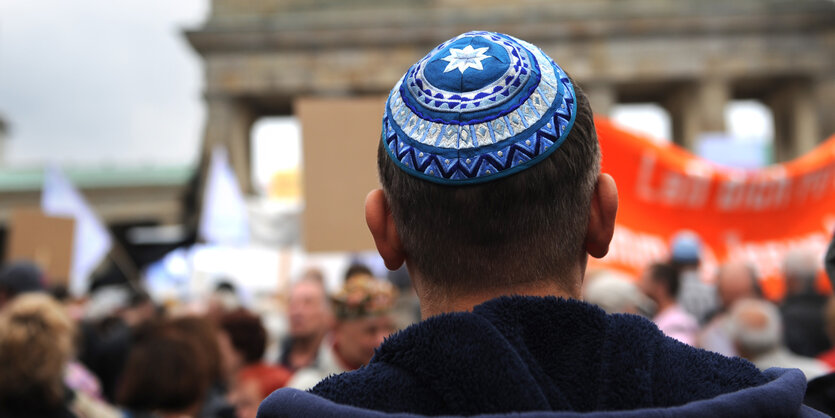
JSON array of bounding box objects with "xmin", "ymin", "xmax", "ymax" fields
[
  {"xmin": 258, "ymin": 31, "xmax": 821, "ymax": 417},
  {"xmin": 0, "ymin": 260, "xmax": 46, "ymax": 309},
  {"xmin": 669, "ymin": 231, "xmax": 718, "ymax": 324},
  {"xmin": 285, "ymin": 275, "xmax": 396, "ymax": 390},
  {"xmin": 640, "ymin": 262, "xmax": 700, "ymax": 346}
]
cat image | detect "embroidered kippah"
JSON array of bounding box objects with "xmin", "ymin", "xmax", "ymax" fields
[{"xmin": 382, "ymin": 31, "xmax": 577, "ymax": 185}]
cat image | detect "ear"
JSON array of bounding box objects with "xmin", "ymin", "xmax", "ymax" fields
[
  {"xmin": 584, "ymin": 173, "xmax": 618, "ymax": 258},
  {"xmin": 365, "ymin": 189, "xmax": 406, "ymax": 270}
]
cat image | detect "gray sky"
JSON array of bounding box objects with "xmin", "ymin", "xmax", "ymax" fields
[{"xmin": 0, "ymin": 0, "xmax": 208, "ymax": 168}]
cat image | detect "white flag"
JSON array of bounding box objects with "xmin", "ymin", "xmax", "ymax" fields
[
  {"xmin": 42, "ymin": 166, "xmax": 113, "ymax": 296},
  {"xmin": 199, "ymin": 146, "xmax": 250, "ymax": 246}
]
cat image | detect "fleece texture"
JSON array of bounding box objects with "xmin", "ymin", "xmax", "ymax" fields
[{"xmin": 258, "ymin": 296, "xmax": 825, "ymax": 417}]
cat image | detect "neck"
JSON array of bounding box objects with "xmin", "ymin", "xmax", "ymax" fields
[
  {"xmin": 417, "ymin": 278, "xmax": 580, "ymax": 319},
  {"xmin": 289, "ymin": 331, "xmax": 326, "ymax": 368}
]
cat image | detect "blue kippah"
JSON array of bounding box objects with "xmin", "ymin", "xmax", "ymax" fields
[{"xmin": 382, "ymin": 31, "xmax": 577, "ymax": 185}]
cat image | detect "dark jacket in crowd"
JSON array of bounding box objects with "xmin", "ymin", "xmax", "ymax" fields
[
  {"xmin": 259, "ymin": 296, "xmax": 824, "ymax": 417},
  {"xmin": 781, "ymin": 292, "xmax": 830, "ymax": 358}
]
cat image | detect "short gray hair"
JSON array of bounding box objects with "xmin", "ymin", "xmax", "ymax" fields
[{"xmin": 728, "ymin": 298, "xmax": 782, "ymax": 357}]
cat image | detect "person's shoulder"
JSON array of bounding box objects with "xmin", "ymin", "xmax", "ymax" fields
[
  {"xmin": 259, "ymin": 362, "xmax": 439, "ymax": 417},
  {"xmin": 311, "ymin": 361, "xmax": 439, "ymax": 413}
]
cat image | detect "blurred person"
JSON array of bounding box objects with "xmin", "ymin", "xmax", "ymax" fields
[
  {"xmin": 670, "ymin": 232, "xmax": 717, "ymax": 324},
  {"xmin": 344, "ymin": 263, "xmax": 374, "ymax": 283},
  {"xmin": 0, "ymin": 294, "xmax": 120, "ymax": 418},
  {"xmin": 230, "ymin": 365, "xmax": 297, "ymax": 418},
  {"xmin": 286, "ymin": 276, "xmax": 397, "ymax": 390},
  {"xmin": 641, "ymin": 262, "xmax": 699, "ymax": 345},
  {"xmin": 207, "ymin": 280, "xmax": 243, "ymax": 322},
  {"xmin": 0, "ymin": 260, "xmax": 45, "ymax": 309},
  {"xmin": 218, "ymin": 310, "xmax": 292, "ymax": 407},
  {"xmin": 165, "ymin": 316, "xmax": 235, "ymax": 418},
  {"xmin": 781, "ymin": 248, "xmax": 830, "ymax": 357},
  {"xmin": 698, "ymin": 260, "xmax": 762, "ymax": 356},
  {"xmin": 78, "ymin": 285, "xmax": 157, "ymax": 402},
  {"xmin": 583, "ymin": 271, "xmax": 654, "ymax": 315},
  {"xmin": 729, "ymin": 298, "xmax": 829, "ymax": 380},
  {"xmin": 260, "ymin": 31, "xmax": 820, "ymax": 417},
  {"xmin": 277, "ymin": 274, "xmax": 333, "ymax": 371},
  {"xmin": 0, "ymin": 261, "xmax": 104, "ymax": 401},
  {"xmin": 817, "ymin": 297, "xmax": 835, "ymax": 368},
  {"xmin": 117, "ymin": 322, "xmax": 210, "ymax": 418}
]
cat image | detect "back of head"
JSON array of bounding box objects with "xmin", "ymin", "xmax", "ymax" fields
[
  {"xmin": 783, "ymin": 248, "xmax": 819, "ymax": 294},
  {"xmin": 0, "ymin": 261, "xmax": 45, "ymax": 305},
  {"xmin": 219, "ymin": 309, "xmax": 268, "ymax": 365},
  {"xmin": 646, "ymin": 262, "xmax": 681, "ymax": 299},
  {"xmin": 0, "ymin": 294, "xmax": 74, "ymax": 411},
  {"xmin": 729, "ymin": 298, "xmax": 782, "ymax": 359},
  {"xmin": 117, "ymin": 322, "xmax": 209, "ymax": 414},
  {"xmin": 583, "ymin": 271, "xmax": 653, "ymax": 315},
  {"xmin": 378, "ymin": 31, "xmax": 600, "ymax": 295},
  {"xmin": 716, "ymin": 261, "xmax": 761, "ymax": 309},
  {"xmin": 669, "ymin": 231, "xmax": 702, "ymax": 268}
]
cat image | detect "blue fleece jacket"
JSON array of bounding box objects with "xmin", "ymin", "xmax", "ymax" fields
[{"xmin": 258, "ymin": 296, "xmax": 825, "ymax": 417}]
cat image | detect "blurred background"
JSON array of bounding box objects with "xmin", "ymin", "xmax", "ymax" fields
[
  {"xmin": 1, "ymin": 0, "xmax": 835, "ymax": 416},
  {"xmin": 1, "ymin": 0, "xmax": 833, "ymax": 298}
]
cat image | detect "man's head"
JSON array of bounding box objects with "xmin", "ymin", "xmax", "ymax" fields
[
  {"xmin": 287, "ymin": 276, "xmax": 333, "ymax": 340},
  {"xmin": 783, "ymin": 248, "xmax": 819, "ymax": 295},
  {"xmin": 669, "ymin": 231, "xmax": 702, "ymax": 270},
  {"xmin": 728, "ymin": 298, "xmax": 782, "ymax": 360},
  {"xmin": 640, "ymin": 263, "xmax": 680, "ymax": 306},
  {"xmin": 715, "ymin": 261, "xmax": 761, "ymax": 310},
  {"xmin": 365, "ymin": 32, "xmax": 617, "ymax": 301},
  {"xmin": 331, "ymin": 276, "xmax": 397, "ymax": 368},
  {"xmin": 0, "ymin": 261, "xmax": 45, "ymax": 309}
]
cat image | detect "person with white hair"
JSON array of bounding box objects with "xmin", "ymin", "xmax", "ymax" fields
[
  {"xmin": 583, "ymin": 271, "xmax": 654, "ymax": 316},
  {"xmin": 730, "ymin": 298, "xmax": 829, "ymax": 381},
  {"xmin": 781, "ymin": 248, "xmax": 830, "ymax": 357}
]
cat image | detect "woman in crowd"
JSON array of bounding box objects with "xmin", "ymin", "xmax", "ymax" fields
[{"xmin": 0, "ymin": 293, "xmax": 121, "ymax": 418}]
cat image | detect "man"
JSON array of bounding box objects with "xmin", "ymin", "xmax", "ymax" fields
[
  {"xmin": 640, "ymin": 262, "xmax": 699, "ymax": 346},
  {"xmin": 277, "ymin": 273, "xmax": 333, "ymax": 371},
  {"xmin": 730, "ymin": 298, "xmax": 829, "ymax": 381},
  {"xmin": 781, "ymin": 248, "xmax": 830, "ymax": 357},
  {"xmin": 699, "ymin": 260, "xmax": 762, "ymax": 356},
  {"xmin": 286, "ymin": 275, "xmax": 396, "ymax": 390},
  {"xmin": 259, "ymin": 31, "xmax": 821, "ymax": 416},
  {"xmin": 670, "ymin": 232, "xmax": 717, "ymax": 323},
  {"xmin": 583, "ymin": 271, "xmax": 654, "ymax": 316},
  {"xmin": 0, "ymin": 261, "xmax": 45, "ymax": 309}
]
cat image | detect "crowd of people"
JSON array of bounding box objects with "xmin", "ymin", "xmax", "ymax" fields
[
  {"xmin": 585, "ymin": 234, "xmax": 835, "ymax": 389},
  {"xmin": 3, "ymin": 233, "xmax": 835, "ymax": 417},
  {"xmin": 4, "ymin": 30, "xmax": 835, "ymax": 417},
  {"xmin": 0, "ymin": 261, "xmax": 407, "ymax": 418}
]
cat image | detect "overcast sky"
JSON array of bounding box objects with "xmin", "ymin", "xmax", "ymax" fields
[
  {"xmin": 0, "ymin": 1, "xmax": 774, "ymax": 172},
  {"xmin": 0, "ymin": 0, "xmax": 208, "ymax": 168}
]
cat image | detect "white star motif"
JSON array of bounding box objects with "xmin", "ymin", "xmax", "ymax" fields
[{"xmin": 441, "ymin": 45, "xmax": 491, "ymax": 74}]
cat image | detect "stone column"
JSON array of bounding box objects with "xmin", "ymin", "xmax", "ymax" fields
[
  {"xmin": 200, "ymin": 96, "xmax": 256, "ymax": 194},
  {"xmin": 584, "ymin": 82, "xmax": 617, "ymax": 117},
  {"xmin": 768, "ymin": 79, "xmax": 820, "ymax": 162},
  {"xmin": 664, "ymin": 83, "xmax": 699, "ymax": 150},
  {"xmin": 813, "ymin": 76, "xmax": 835, "ymax": 144},
  {"xmin": 664, "ymin": 79, "xmax": 730, "ymax": 151}
]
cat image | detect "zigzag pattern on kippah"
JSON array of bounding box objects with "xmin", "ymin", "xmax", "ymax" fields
[
  {"xmin": 384, "ymin": 75, "xmax": 574, "ymax": 183},
  {"xmin": 381, "ymin": 31, "xmax": 578, "ymax": 185}
]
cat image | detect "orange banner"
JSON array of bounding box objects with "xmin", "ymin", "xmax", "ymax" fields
[{"xmin": 593, "ymin": 118, "xmax": 835, "ymax": 300}]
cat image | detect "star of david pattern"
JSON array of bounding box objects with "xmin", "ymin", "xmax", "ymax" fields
[
  {"xmin": 382, "ymin": 31, "xmax": 578, "ymax": 184},
  {"xmin": 404, "ymin": 32, "xmax": 532, "ymax": 114}
]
